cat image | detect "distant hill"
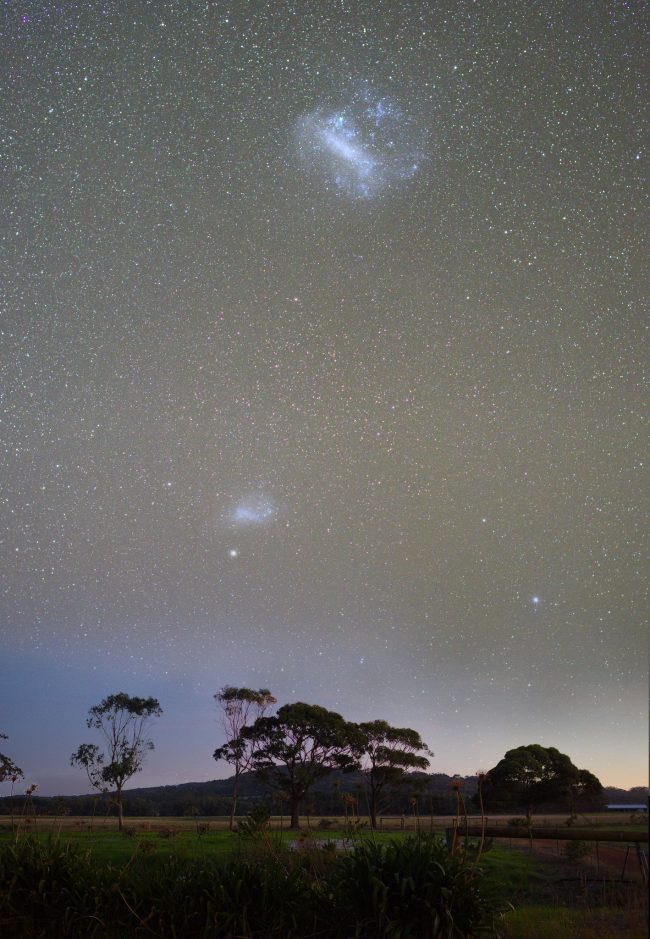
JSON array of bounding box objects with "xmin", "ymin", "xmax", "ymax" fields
[
  {"xmin": 2, "ymin": 774, "xmax": 643, "ymax": 819},
  {"xmin": 1, "ymin": 770, "xmax": 479, "ymax": 818},
  {"xmin": 602, "ymin": 786, "xmax": 648, "ymax": 806}
]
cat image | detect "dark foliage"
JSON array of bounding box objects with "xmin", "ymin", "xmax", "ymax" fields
[
  {"xmin": 329, "ymin": 835, "xmax": 497, "ymax": 937},
  {"xmin": 4, "ymin": 771, "xmax": 639, "ymax": 821},
  {"xmin": 480, "ymin": 745, "xmax": 604, "ymax": 819},
  {"xmin": 241, "ymin": 702, "xmax": 362, "ymax": 828},
  {"xmin": 0, "ymin": 834, "xmax": 498, "ymax": 938},
  {"xmin": 356, "ymin": 720, "xmax": 432, "ymax": 829},
  {"xmin": 0, "ymin": 733, "xmax": 23, "ymax": 784}
]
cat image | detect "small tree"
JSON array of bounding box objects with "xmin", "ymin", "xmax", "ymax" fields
[
  {"xmin": 213, "ymin": 686, "xmax": 276, "ymax": 829},
  {"xmin": 356, "ymin": 720, "xmax": 432, "ymax": 829},
  {"xmin": 0, "ymin": 733, "xmax": 23, "ymax": 785},
  {"xmin": 70, "ymin": 693, "xmax": 162, "ymax": 831},
  {"xmin": 244, "ymin": 702, "xmax": 360, "ymax": 829}
]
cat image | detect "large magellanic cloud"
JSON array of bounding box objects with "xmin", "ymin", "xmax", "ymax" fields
[{"xmin": 295, "ymin": 85, "xmax": 427, "ymax": 201}]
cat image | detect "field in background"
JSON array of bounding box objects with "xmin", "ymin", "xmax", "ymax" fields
[{"xmin": 1, "ymin": 810, "xmax": 646, "ymax": 831}]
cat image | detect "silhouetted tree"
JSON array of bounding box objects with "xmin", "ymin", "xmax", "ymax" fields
[
  {"xmin": 355, "ymin": 720, "xmax": 432, "ymax": 829},
  {"xmin": 569, "ymin": 768, "xmax": 604, "ymax": 814},
  {"xmin": 244, "ymin": 702, "xmax": 360, "ymax": 828},
  {"xmin": 213, "ymin": 686, "xmax": 276, "ymax": 829},
  {"xmin": 0, "ymin": 733, "xmax": 23, "ymax": 784},
  {"xmin": 70, "ymin": 693, "xmax": 162, "ymax": 830},
  {"xmin": 482, "ymin": 744, "xmax": 602, "ymax": 822}
]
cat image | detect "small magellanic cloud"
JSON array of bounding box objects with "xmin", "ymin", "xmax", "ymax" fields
[{"xmin": 230, "ymin": 496, "xmax": 275, "ymax": 526}]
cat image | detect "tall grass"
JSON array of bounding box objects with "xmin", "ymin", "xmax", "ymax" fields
[
  {"xmin": 0, "ymin": 832, "xmax": 499, "ymax": 938},
  {"xmin": 328, "ymin": 835, "xmax": 499, "ymax": 937},
  {"xmin": 0, "ymin": 836, "xmax": 107, "ymax": 937}
]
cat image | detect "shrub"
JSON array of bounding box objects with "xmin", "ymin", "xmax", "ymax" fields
[
  {"xmin": 328, "ymin": 834, "xmax": 497, "ymax": 938},
  {"xmin": 0, "ymin": 836, "xmax": 108, "ymax": 937},
  {"xmin": 563, "ymin": 839, "xmax": 592, "ymax": 862},
  {"xmin": 0, "ymin": 833, "xmax": 500, "ymax": 937},
  {"xmin": 0, "ymin": 837, "xmax": 318, "ymax": 938},
  {"xmin": 236, "ymin": 801, "xmax": 271, "ymax": 836},
  {"xmin": 116, "ymin": 853, "xmax": 318, "ymax": 937}
]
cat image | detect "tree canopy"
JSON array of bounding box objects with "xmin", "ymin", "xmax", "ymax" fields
[
  {"xmin": 482, "ymin": 744, "xmax": 603, "ymax": 819},
  {"xmin": 242, "ymin": 701, "xmax": 360, "ymax": 828},
  {"xmin": 213, "ymin": 686, "xmax": 276, "ymax": 829},
  {"xmin": 0, "ymin": 733, "xmax": 23, "ymax": 785},
  {"xmin": 356, "ymin": 720, "xmax": 432, "ymax": 828},
  {"xmin": 70, "ymin": 693, "xmax": 162, "ymax": 830}
]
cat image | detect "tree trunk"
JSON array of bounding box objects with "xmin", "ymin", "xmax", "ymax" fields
[
  {"xmin": 230, "ymin": 773, "xmax": 239, "ymax": 831},
  {"xmin": 475, "ymin": 781, "xmax": 486, "ymax": 865},
  {"xmin": 368, "ymin": 790, "xmax": 378, "ymax": 830},
  {"xmin": 290, "ymin": 796, "xmax": 301, "ymax": 829},
  {"xmin": 117, "ymin": 790, "xmax": 123, "ymax": 831},
  {"xmin": 526, "ymin": 805, "xmax": 533, "ymax": 851}
]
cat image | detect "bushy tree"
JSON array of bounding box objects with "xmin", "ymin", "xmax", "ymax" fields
[
  {"xmin": 569, "ymin": 768, "xmax": 604, "ymax": 814},
  {"xmin": 356, "ymin": 720, "xmax": 432, "ymax": 829},
  {"xmin": 244, "ymin": 702, "xmax": 360, "ymax": 828},
  {"xmin": 213, "ymin": 686, "xmax": 276, "ymax": 829},
  {"xmin": 71, "ymin": 693, "xmax": 162, "ymax": 830},
  {"xmin": 482, "ymin": 744, "xmax": 602, "ymax": 821}
]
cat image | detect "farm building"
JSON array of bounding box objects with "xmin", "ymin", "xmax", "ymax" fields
[{"xmin": 606, "ymin": 803, "xmax": 647, "ymax": 812}]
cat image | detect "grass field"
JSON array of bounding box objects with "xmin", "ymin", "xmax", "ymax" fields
[{"xmin": 1, "ymin": 809, "xmax": 647, "ymax": 836}]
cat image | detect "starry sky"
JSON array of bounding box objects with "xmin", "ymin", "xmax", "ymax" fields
[{"xmin": 1, "ymin": 1, "xmax": 647, "ymax": 796}]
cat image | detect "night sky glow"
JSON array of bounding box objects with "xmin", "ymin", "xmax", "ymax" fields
[{"xmin": 0, "ymin": 1, "xmax": 647, "ymax": 796}]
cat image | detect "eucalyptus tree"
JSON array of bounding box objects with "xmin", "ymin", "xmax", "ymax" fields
[
  {"xmin": 71, "ymin": 693, "xmax": 162, "ymax": 830},
  {"xmin": 0, "ymin": 733, "xmax": 22, "ymax": 784},
  {"xmin": 356, "ymin": 720, "xmax": 432, "ymax": 829},
  {"xmin": 243, "ymin": 702, "xmax": 361, "ymax": 829},
  {"xmin": 213, "ymin": 686, "xmax": 276, "ymax": 829}
]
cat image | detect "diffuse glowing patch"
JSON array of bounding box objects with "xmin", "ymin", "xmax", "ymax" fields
[
  {"xmin": 295, "ymin": 86, "xmax": 426, "ymax": 201},
  {"xmin": 230, "ymin": 497, "xmax": 275, "ymax": 526}
]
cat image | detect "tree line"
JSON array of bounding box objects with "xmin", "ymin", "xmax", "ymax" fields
[
  {"xmin": 212, "ymin": 688, "xmax": 433, "ymax": 829},
  {"xmin": 2, "ymin": 688, "xmax": 608, "ymax": 830}
]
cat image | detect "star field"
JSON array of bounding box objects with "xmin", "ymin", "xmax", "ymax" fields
[{"xmin": 0, "ymin": 1, "xmax": 647, "ymax": 794}]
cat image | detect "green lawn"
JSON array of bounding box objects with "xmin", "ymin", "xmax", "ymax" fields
[
  {"xmin": 479, "ymin": 844, "xmax": 557, "ymax": 903},
  {"xmin": 1, "ymin": 826, "xmax": 241, "ymax": 866},
  {"xmin": 498, "ymin": 904, "xmax": 649, "ymax": 939},
  {"xmin": 0, "ymin": 824, "xmax": 418, "ymax": 868}
]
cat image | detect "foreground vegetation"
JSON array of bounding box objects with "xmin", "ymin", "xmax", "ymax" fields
[
  {"xmin": 0, "ymin": 821, "xmax": 647, "ymax": 938},
  {"xmin": 0, "ymin": 829, "xmax": 498, "ymax": 938}
]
